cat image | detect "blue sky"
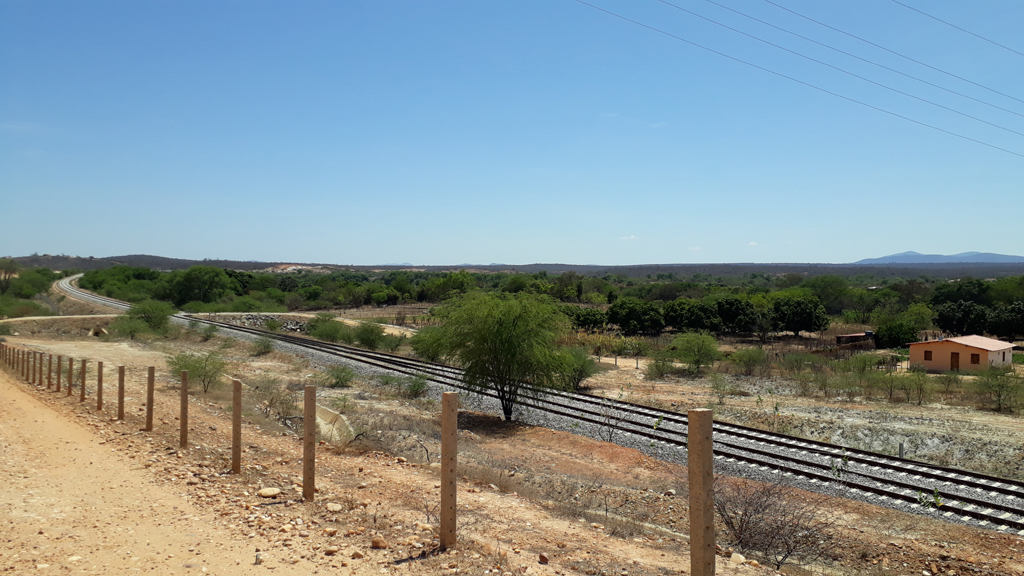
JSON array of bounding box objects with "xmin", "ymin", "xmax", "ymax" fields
[{"xmin": 2, "ymin": 0, "xmax": 1023, "ymax": 265}]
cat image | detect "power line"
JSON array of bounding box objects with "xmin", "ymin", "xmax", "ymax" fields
[
  {"xmin": 693, "ymin": 0, "xmax": 1024, "ymax": 120},
  {"xmin": 571, "ymin": 0, "xmax": 1024, "ymax": 159},
  {"xmin": 653, "ymin": 0, "xmax": 1024, "ymax": 138},
  {"xmin": 761, "ymin": 0, "xmax": 1024, "ymax": 107},
  {"xmin": 891, "ymin": 0, "xmax": 1024, "ymax": 59}
]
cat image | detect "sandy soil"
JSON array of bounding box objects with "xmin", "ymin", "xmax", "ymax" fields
[
  {"xmin": 1, "ymin": 335, "xmax": 745, "ymax": 576},
  {"xmin": 4, "ymin": 330, "xmax": 1024, "ymax": 576}
]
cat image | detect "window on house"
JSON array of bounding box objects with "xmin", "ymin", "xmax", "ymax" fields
[
  {"xmin": 971, "ymin": 353, "xmax": 980, "ymax": 365},
  {"xmin": 924, "ymin": 350, "xmax": 932, "ymax": 361},
  {"xmin": 1003, "ymin": 351, "xmax": 1007, "ymax": 361}
]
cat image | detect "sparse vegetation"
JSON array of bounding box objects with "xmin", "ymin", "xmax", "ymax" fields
[
  {"xmin": 251, "ymin": 336, "xmax": 274, "ymax": 356},
  {"xmin": 714, "ymin": 474, "xmax": 841, "ymax": 570},
  {"xmin": 167, "ymin": 350, "xmax": 226, "ymax": 393}
]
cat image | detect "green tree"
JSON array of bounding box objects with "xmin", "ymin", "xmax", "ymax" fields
[
  {"xmin": 170, "ymin": 266, "xmax": 236, "ymax": 306},
  {"xmin": 607, "ymin": 297, "xmax": 664, "ymax": 336},
  {"xmin": 561, "ymin": 305, "xmax": 606, "ymax": 332},
  {"xmin": 0, "ymin": 259, "xmax": 18, "ymax": 296},
  {"xmin": 713, "ymin": 296, "xmax": 755, "ymax": 334},
  {"xmin": 875, "ymin": 320, "xmax": 920, "ymax": 349},
  {"xmin": 663, "ymin": 298, "xmax": 720, "ymax": 333},
  {"xmin": 670, "ymin": 332, "xmax": 722, "ymax": 374},
  {"xmin": 989, "ymin": 302, "xmax": 1024, "ymax": 342},
  {"xmin": 801, "ymin": 275, "xmax": 851, "ymax": 315},
  {"xmin": 409, "ymin": 292, "xmax": 570, "ymax": 421},
  {"xmin": 933, "ymin": 300, "xmax": 989, "ymax": 336},
  {"xmin": 126, "ymin": 300, "xmax": 175, "ymax": 332},
  {"xmin": 772, "ymin": 296, "xmax": 830, "ymax": 336}
]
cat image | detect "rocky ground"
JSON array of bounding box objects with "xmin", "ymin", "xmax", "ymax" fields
[{"xmin": 2, "ymin": 327, "xmax": 1024, "ymax": 575}]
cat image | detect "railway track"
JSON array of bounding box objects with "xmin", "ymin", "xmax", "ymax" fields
[{"xmin": 55, "ymin": 276, "xmax": 1024, "ymax": 535}]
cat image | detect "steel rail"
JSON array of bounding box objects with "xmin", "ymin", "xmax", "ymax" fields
[{"xmin": 56, "ymin": 276, "xmax": 1024, "ymax": 534}]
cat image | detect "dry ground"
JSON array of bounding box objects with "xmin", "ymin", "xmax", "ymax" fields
[{"xmin": 3, "ymin": 325, "xmax": 1024, "ymax": 575}]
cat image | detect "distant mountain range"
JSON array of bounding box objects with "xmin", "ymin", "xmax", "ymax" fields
[{"xmin": 854, "ymin": 251, "xmax": 1024, "ymax": 264}]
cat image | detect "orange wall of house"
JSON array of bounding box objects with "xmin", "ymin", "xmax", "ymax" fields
[{"xmin": 908, "ymin": 341, "xmax": 990, "ymax": 372}]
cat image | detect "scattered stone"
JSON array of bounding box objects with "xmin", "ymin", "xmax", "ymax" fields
[
  {"xmin": 324, "ymin": 546, "xmax": 340, "ymax": 556},
  {"xmin": 371, "ymin": 537, "xmax": 388, "ymax": 549},
  {"xmin": 258, "ymin": 488, "xmax": 281, "ymax": 498},
  {"xmin": 730, "ymin": 553, "xmax": 746, "ymax": 564},
  {"xmin": 556, "ymin": 541, "xmax": 567, "ymax": 549},
  {"xmin": 350, "ymin": 550, "xmax": 364, "ymax": 559},
  {"xmin": 324, "ymin": 528, "xmax": 339, "ymax": 536},
  {"xmin": 539, "ymin": 553, "xmax": 549, "ymax": 564},
  {"xmin": 326, "ymin": 503, "xmax": 343, "ymax": 512}
]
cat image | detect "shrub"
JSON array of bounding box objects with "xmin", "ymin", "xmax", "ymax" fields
[
  {"xmin": 730, "ymin": 348, "xmax": 767, "ymax": 376},
  {"xmin": 126, "ymin": 300, "xmax": 175, "ymax": 332},
  {"xmin": 110, "ymin": 317, "xmax": 150, "ymax": 340},
  {"xmin": 167, "ymin": 350, "xmax": 226, "ymax": 393},
  {"xmin": 381, "ymin": 333, "xmax": 404, "ymax": 352},
  {"xmin": 669, "ymin": 332, "xmax": 722, "ymax": 374},
  {"xmin": 0, "ymin": 323, "xmax": 12, "ymax": 336},
  {"xmin": 250, "ymin": 376, "xmax": 300, "ymax": 423},
  {"xmin": 309, "ymin": 319, "xmax": 352, "ymax": 343},
  {"xmin": 411, "ymin": 327, "xmax": 446, "ymax": 362},
  {"xmin": 562, "ymin": 347, "xmax": 599, "ymax": 391},
  {"xmin": 264, "ymin": 317, "xmax": 282, "ymax": 331},
  {"xmin": 377, "ymin": 374, "xmax": 429, "ymax": 399},
  {"xmin": 875, "ymin": 320, "xmax": 920, "ymax": 349},
  {"xmin": 714, "ymin": 475, "xmax": 840, "ymax": 569},
  {"xmin": 976, "ymin": 368, "xmax": 1022, "ymax": 412},
  {"xmin": 251, "ymin": 336, "xmax": 274, "ymax": 356},
  {"xmin": 199, "ymin": 323, "xmax": 219, "ymax": 341},
  {"xmin": 355, "ymin": 322, "xmax": 386, "ymax": 350},
  {"xmin": 320, "ymin": 365, "xmax": 355, "ymax": 388},
  {"xmin": 607, "ymin": 297, "xmax": 664, "ymax": 336}
]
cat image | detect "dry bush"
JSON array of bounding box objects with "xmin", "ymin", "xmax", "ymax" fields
[{"xmin": 714, "ymin": 474, "xmax": 842, "ymax": 570}]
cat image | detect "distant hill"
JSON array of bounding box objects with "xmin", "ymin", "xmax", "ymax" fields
[
  {"xmin": 854, "ymin": 251, "xmax": 1024, "ymax": 265},
  {"xmin": 11, "ymin": 252, "xmax": 1024, "ymax": 279}
]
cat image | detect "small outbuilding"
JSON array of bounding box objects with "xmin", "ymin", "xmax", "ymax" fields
[{"xmin": 908, "ymin": 335, "xmax": 1014, "ymax": 373}]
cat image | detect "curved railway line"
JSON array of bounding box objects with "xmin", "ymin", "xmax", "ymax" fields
[{"xmin": 53, "ymin": 276, "xmax": 1024, "ymax": 535}]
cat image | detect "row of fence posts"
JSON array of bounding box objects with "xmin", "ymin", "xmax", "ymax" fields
[{"xmin": 1, "ymin": 342, "xmax": 465, "ymax": 552}]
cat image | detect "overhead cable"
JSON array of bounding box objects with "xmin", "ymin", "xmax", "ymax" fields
[
  {"xmin": 890, "ymin": 0, "xmax": 1024, "ymax": 59},
  {"xmin": 761, "ymin": 0, "xmax": 1024, "ymax": 106},
  {"xmin": 653, "ymin": 0, "xmax": 1024, "ymax": 138},
  {"xmin": 692, "ymin": 0, "xmax": 1024, "ymax": 119},
  {"xmin": 572, "ymin": 0, "xmax": 1024, "ymax": 159}
]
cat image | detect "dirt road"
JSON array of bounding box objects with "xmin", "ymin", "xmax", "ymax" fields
[{"xmin": 0, "ymin": 370, "xmax": 310, "ymax": 576}]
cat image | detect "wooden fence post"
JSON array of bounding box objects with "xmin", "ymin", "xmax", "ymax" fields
[
  {"xmin": 117, "ymin": 366, "xmax": 125, "ymax": 421},
  {"xmin": 180, "ymin": 370, "xmax": 189, "ymax": 449},
  {"xmin": 303, "ymin": 385, "xmax": 316, "ymax": 501},
  {"xmin": 440, "ymin": 391, "xmax": 458, "ymax": 550},
  {"xmin": 97, "ymin": 361, "xmax": 104, "ymax": 410},
  {"xmin": 48, "ymin": 354, "xmax": 53, "ymax": 389},
  {"xmin": 67, "ymin": 357, "xmax": 74, "ymax": 397},
  {"xmin": 688, "ymin": 408, "xmax": 715, "ymax": 576},
  {"xmin": 232, "ymin": 379, "xmax": 242, "ymax": 474},
  {"xmin": 56, "ymin": 356, "xmax": 62, "ymax": 392},
  {"xmin": 144, "ymin": 367, "xmax": 155, "ymax": 431},
  {"xmin": 79, "ymin": 359, "xmax": 87, "ymax": 402}
]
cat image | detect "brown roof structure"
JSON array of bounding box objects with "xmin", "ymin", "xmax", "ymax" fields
[{"xmin": 909, "ymin": 335, "xmax": 1013, "ymax": 352}]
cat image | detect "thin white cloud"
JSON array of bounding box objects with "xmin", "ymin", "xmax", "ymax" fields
[
  {"xmin": 621, "ymin": 235, "xmax": 638, "ymax": 241},
  {"xmin": 749, "ymin": 242, "xmax": 759, "ymax": 246},
  {"xmin": 2, "ymin": 121, "xmax": 45, "ymax": 133}
]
